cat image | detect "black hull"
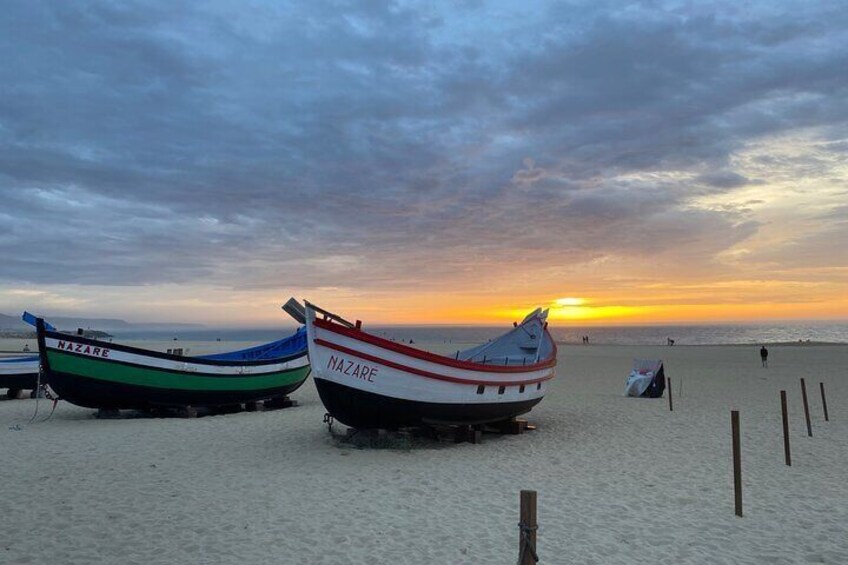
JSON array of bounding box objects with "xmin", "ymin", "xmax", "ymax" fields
[
  {"xmin": 45, "ymin": 369, "xmax": 307, "ymax": 410},
  {"xmin": 315, "ymin": 378, "xmax": 542, "ymax": 429},
  {"xmin": 0, "ymin": 373, "xmax": 39, "ymax": 390}
]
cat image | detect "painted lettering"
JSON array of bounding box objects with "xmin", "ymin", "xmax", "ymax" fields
[
  {"xmin": 57, "ymin": 339, "xmax": 111, "ymax": 359},
  {"xmin": 324, "ymin": 354, "xmax": 376, "ymax": 383}
]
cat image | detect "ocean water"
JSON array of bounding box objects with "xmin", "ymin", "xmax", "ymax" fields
[{"xmin": 110, "ymin": 321, "xmax": 848, "ymax": 346}]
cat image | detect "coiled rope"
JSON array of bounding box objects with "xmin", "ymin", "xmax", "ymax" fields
[
  {"xmin": 26, "ymin": 364, "xmax": 60, "ymax": 425},
  {"xmin": 517, "ymin": 522, "xmax": 539, "ymax": 564}
]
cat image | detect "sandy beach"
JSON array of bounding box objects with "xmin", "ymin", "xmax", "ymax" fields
[{"xmin": 2, "ymin": 341, "xmax": 846, "ymax": 564}]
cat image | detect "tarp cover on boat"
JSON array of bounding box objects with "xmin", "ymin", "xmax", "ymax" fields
[
  {"xmin": 456, "ymin": 308, "xmax": 554, "ymax": 366},
  {"xmin": 624, "ymin": 359, "xmax": 665, "ymax": 398},
  {"xmin": 0, "ymin": 355, "xmax": 39, "ymax": 364},
  {"xmin": 200, "ymin": 327, "xmax": 307, "ymax": 361}
]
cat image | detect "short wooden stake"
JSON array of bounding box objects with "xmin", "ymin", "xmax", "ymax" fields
[
  {"xmin": 800, "ymin": 378, "xmax": 812, "ymax": 437},
  {"xmin": 731, "ymin": 410, "xmax": 743, "ymax": 517},
  {"xmin": 470, "ymin": 427, "xmax": 482, "ymax": 444},
  {"xmin": 519, "ymin": 490, "xmax": 538, "ymax": 565},
  {"xmin": 780, "ymin": 390, "xmax": 791, "ymax": 466},
  {"xmin": 819, "ymin": 382, "xmax": 829, "ymax": 422},
  {"xmin": 668, "ymin": 376, "xmax": 673, "ymax": 411}
]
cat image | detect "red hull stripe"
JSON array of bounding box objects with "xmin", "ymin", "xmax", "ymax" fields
[
  {"xmin": 313, "ymin": 318, "xmax": 557, "ymax": 373},
  {"xmin": 314, "ymin": 338, "xmax": 555, "ymax": 387}
]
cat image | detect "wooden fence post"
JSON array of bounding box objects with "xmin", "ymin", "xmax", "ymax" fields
[
  {"xmin": 519, "ymin": 490, "xmax": 538, "ymax": 565},
  {"xmin": 781, "ymin": 390, "xmax": 791, "ymax": 466},
  {"xmin": 820, "ymin": 382, "xmax": 829, "ymax": 422},
  {"xmin": 668, "ymin": 376, "xmax": 673, "ymax": 411},
  {"xmin": 800, "ymin": 378, "xmax": 812, "ymax": 437},
  {"xmin": 732, "ymin": 410, "xmax": 743, "ymax": 517}
]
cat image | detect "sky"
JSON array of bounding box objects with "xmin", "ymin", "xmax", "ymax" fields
[{"xmin": 1, "ymin": 0, "xmax": 846, "ymax": 326}]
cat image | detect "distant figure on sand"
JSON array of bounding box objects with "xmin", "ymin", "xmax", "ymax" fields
[
  {"xmin": 667, "ymin": 338, "xmax": 675, "ymax": 346},
  {"xmin": 582, "ymin": 335, "xmax": 589, "ymax": 344},
  {"xmin": 760, "ymin": 346, "xmax": 768, "ymax": 367},
  {"xmin": 23, "ymin": 344, "xmax": 30, "ymax": 352}
]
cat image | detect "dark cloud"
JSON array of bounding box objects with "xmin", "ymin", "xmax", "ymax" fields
[
  {"xmin": 0, "ymin": 0, "xmax": 846, "ymax": 295},
  {"xmin": 695, "ymin": 171, "xmax": 752, "ymax": 189}
]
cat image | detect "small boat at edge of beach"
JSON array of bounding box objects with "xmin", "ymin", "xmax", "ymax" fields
[
  {"xmin": 0, "ymin": 355, "xmax": 40, "ymax": 399},
  {"xmin": 31, "ymin": 311, "xmax": 311, "ymax": 411},
  {"xmin": 299, "ymin": 301, "xmax": 557, "ymax": 429}
]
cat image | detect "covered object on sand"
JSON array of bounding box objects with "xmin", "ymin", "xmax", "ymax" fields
[{"xmin": 624, "ymin": 359, "xmax": 666, "ymax": 398}]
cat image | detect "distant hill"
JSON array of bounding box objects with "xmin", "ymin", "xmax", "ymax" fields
[
  {"xmin": 0, "ymin": 313, "xmax": 28, "ymax": 330},
  {"xmin": 0, "ymin": 313, "xmax": 204, "ymax": 332}
]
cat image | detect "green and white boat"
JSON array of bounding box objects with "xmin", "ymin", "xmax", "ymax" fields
[{"xmin": 32, "ymin": 314, "xmax": 310, "ymax": 411}]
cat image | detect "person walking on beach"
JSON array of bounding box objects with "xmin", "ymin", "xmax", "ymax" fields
[{"xmin": 760, "ymin": 345, "xmax": 768, "ymax": 368}]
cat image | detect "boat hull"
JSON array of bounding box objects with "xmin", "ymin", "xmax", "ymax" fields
[
  {"xmin": 306, "ymin": 304, "xmax": 556, "ymax": 430},
  {"xmin": 45, "ymin": 365, "xmax": 309, "ymax": 410},
  {"xmin": 315, "ymin": 378, "xmax": 542, "ymax": 428},
  {"xmin": 37, "ymin": 324, "xmax": 310, "ymax": 410}
]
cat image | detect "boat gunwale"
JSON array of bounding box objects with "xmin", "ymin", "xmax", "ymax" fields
[
  {"xmin": 41, "ymin": 329, "xmax": 307, "ymax": 367},
  {"xmin": 314, "ymin": 337, "xmax": 554, "ymax": 387},
  {"xmin": 311, "ymin": 317, "xmax": 557, "ymax": 374}
]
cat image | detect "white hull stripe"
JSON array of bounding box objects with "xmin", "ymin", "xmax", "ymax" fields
[
  {"xmin": 0, "ymin": 361, "xmax": 38, "ymax": 375},
  {"xmin": 0, "ymin": 361, "xmax": 39, "ymax": 375},
  {"xmin": 315, "ymin": 338, "xmax": 554, "ymax": 386}
]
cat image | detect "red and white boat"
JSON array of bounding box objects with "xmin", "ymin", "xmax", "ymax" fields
[{"xmin": 301, "ymin": 301, "xmax": 557, "ymax": 429}]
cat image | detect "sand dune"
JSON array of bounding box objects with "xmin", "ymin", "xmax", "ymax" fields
[{"xmin": 2, "ymin": 343, "xmax": 846, "ymax": 564}]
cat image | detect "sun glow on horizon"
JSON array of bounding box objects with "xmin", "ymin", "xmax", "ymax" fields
[{"xmin": 551, "ymin": 297, "xmax": 643, "ymax": 321}]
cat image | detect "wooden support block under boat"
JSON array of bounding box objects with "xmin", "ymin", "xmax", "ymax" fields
[
  {"xmin": 489, "ymin": 418, "xmax": 530, "ymax": 435},
  {"xmin": 262, "ymin": 396, "xmax": 297, "ymax": 410},
  {"xmin": 245, "ymin": 401, "xmax": 258, "ymax": 412},
  {"xmin": 454, "ymin": 425, "xmax": 483, "ymax": 444},
  {"xmin": 210, "ymin": 404, "xmax": 243, "ymax": 415}
]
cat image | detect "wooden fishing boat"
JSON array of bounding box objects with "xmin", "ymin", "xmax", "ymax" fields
[
  {"xmin": 301, "ymin": 301, "xmax": 557, "ymax": 429},
  {"xmin": 0, "ymin": 355, "xmax": 39, "ymax": 399},
  {"xmin": 33, "ymin": 316, "xmax": 310, "ymax": 411}
]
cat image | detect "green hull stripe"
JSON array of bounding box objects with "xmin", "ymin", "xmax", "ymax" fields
[{"xmin": 46, "ymin": 350, "xmax": 309, "ymax": 391}]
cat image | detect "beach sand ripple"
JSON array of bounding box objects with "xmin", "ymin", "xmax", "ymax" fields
[{"xmin": 2, "ymin": 343, "xmax": 847, "ymax": 564}]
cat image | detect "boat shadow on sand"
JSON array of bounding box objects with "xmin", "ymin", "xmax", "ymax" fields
[
  {"xmin": 328, "ymin": 420, "xmax": 536, "ymax": 451},
  {"xmin": 76, "ymin": 398, "xmax": 298, "ymax": 420}
]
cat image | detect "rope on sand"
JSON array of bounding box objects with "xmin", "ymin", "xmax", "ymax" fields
[{"xmin": 517, "ymin": 522, "xmax": 539, "ymax": 564}]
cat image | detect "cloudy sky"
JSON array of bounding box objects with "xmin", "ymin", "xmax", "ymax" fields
[{"xmin": 1, "ymin": 0, "xmax": 846, "ymax": 325}]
